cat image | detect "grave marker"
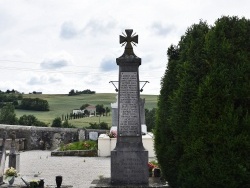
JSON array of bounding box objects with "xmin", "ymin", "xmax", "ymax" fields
[
  {"xmin": 8, "ymin": 131, "xmax": 20, "ymax": 172},
  {"xmin": 89, "ymin": 132, "xmax": 98, "ymax": 141},
  {"xmin": 111, "ymin": 29, "xmax": 148, "ymax": 185},
  {"xmin": 0, "ymin": 131, "xmax": 7, "ymax": 185}
]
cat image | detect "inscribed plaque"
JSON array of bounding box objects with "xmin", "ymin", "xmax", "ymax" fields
[{"xmin": 118, "ymin": 72, "xmax": 140, "ymax": 136}]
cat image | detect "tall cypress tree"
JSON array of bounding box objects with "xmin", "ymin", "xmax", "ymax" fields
[{"xmin": 155, "ymin": 16, "xmax": 250, "ymax": 188}]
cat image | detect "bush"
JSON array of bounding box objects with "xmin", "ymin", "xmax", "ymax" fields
[
  {"xmin": 19, "ymin": 98, "xmax": 49, "ymax": 111},
  {"xmin": 19, "ymin": 115, "xmax": 48, "ymax": 127},
  {"xmin": 87, "ymin": 122, "xmax": 109, "ymax": 130},
  {"xmin": 51, "ymin": 117, "xmax": 62, "ymax": 127}
]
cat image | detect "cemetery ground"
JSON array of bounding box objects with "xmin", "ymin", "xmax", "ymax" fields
[
  {"xmin": 15, "ymin": 93, "xmax": 158, "ymax": 127},
  {"xmin": 4, "ymin": 150, "xmax": 111, "ymax": 187},
  {"xmin": 3, "ymin": 150, "xmax": 161, "ymax": 188}
]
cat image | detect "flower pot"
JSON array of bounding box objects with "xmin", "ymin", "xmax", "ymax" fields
[
  {"xmin": 8, "ymin": 176, "xmax": 15, "ymax": 186},
  {"xmin": 30, "ymin": 181, "xmax": 39, "ymax": 188},
  {"xmin": 56, "ymin": 176, "xmax": 63, "ymax": 188},
  {"xmin": 153, "ymin": 168, "xmax": 161, "ymax": 177}
]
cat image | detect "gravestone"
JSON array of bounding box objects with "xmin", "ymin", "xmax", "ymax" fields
[
  {"xmin": 78, "ymin": 129, "xmax": 85, "ymax": 141},
  {"xmin": 0, "ymin": 131, "xmax": 7, "ymax": 185},
  {"xmin": 89, "ymin": 132, "xmax": 98, "ymax": 141},
  {"xmin": 111, "ymin": 29, "xmax": 148, "ymax": 185},
  {"xmin": 8, "ymin": 131, "xmax": 20, "ymax": 172}
]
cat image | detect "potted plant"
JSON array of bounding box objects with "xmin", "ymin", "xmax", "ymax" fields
[
  {"xmin": 148, "ymin": 162, "xmax": 156, "ymax": 177},
  {"xmin": 30, "ymin": 180, "xmax": 39, "ymax": 188},
  {"xmin": 4, "ymin": 167, "xmax": 17, "ymax": 185},
  {"xmin": 148, "ymin": 161, "xmax": 161, "ymax": 177}
]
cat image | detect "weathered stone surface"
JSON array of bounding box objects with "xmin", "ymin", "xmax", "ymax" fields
[
  {"xmin": 111, "ymin": 29, "xmax": 148, "ymax": 185},
  {"xmin": 0, "ymin": 124, "xmax": 80, "ymax": 150},
  {"xmin": 111, "ymin": 150, "xmax": 148, "ymax": 185}
]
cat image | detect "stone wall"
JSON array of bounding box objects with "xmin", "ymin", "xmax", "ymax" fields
[{"xmin": 0, "ymin": 124, "xmax": 81, "ymax": 150}]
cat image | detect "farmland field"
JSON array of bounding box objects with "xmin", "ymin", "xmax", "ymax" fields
[{"xmin": 15, "ymin": 93, "xmax": 158, "ymax": 128}]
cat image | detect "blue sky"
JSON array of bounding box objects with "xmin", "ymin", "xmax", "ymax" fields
[{"xmin": 0, "ymin": 0, "xmax": 249, "ymax": 94}]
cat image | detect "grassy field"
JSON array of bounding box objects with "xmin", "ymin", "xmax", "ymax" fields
[{"xmin": 15, "ymin": 93, "xmax": 158, "ymax": 128}]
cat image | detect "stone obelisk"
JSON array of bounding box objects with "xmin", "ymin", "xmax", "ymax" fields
[{"xmin": 111, "ymin": 29, "xmax": 148, "ymax": 185}]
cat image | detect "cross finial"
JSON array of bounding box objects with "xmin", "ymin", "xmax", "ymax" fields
[{"xmin": 119, "ymin": 29, "xmax": 138, "ymax": 56}]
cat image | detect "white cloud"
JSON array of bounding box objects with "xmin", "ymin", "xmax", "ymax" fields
[
  {"xmin": 28, "ymin": 73, "xmax": 63, "ymax": 85},
  {"xmin": 40, "ymin": 51, "xmax": 73, "ymax": 70}
]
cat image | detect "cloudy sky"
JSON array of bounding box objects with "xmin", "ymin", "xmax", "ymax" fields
[{"xmin": 0, "ymin": 0, "xmax": 249, "ymax": 95}]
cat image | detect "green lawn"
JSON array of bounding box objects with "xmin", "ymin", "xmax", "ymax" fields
[{"xmin": 15, "ymin": 93, "xmax": 158, "ymax": 128}]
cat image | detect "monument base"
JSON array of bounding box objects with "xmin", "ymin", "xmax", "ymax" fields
[
  {"xmin": 111, "ymin": 150, "xmax": 148, "ymax": 185},
  {"xmin": 90, "ymin": 177, "xmax": 169, "ymax": 188}
]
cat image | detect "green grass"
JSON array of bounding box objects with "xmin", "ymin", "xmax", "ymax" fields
[{"xmin": 15, "ymin": 93, "xmax": 158, "ymax": 128}]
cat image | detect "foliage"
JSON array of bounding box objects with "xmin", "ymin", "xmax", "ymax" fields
[
  {"xmin": 80, "ymin": 103, "xmax": 90, "ymax": 110},
  {"xmin": 0, "ymin": 93, "xmax": 22, "ymax": 108},
  {"xmin": 19, "ymin": 98, "xmax": 49, "ymax": 111},
  {"xmin": 155, "ymin": 16, "xmax": 250, "ymax": 188},
  {"xmin": 0, "ymin": 104, "xmax": 18, "ymax": 125},
  {"xmin": 145, "ymin": 108, "xmax": 157, "ymax": 131},
  {"xmin": 51, "ymin": 117, "xmax": 62, "ymax": 127},
  {"xmin": 95, "ymin": 104, "xmax": 105, "ymax": 115},
  {"xmin": 59, "ymin": 140, "xmax": 97, "ymax": 151},
  {"xmin": 19, "ymin": 114, "xmax": 48, "ymax": 127},
  {"xmin": 62, "ymin": 120, "xmax": 76, "ymax": 128},
  {"xmin": 68, "ymin": 89, "xmax": 95, "ymax": 96},
  {"xmin": 87, "ymin": 122, "xmax": 109, "ymax": 130},
  {"xmin": 105, "ymin": 107, "xmax": 110, "ymax": 116}
]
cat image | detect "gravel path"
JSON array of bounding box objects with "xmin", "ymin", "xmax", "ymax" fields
[{"xmin": 5, "ymin": 150, "xmax": 110, "ymax": 188}]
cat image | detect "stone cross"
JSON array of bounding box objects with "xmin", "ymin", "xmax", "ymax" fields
[
  {"xmin": 111, "ymin": 29, "xmax": 148, "ymax": 185},
  {"xmin": 119, "ymin": 29, "xmax": 138, "ymax": 57},
  {"xmin": 8, "ymin": 131, "xmax": 20, "ymax": 172}
]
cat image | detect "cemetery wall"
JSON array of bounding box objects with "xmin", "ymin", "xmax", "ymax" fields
[{"xmin": 0, "ymin": 124, "xmax": 80, "ymax": 150}]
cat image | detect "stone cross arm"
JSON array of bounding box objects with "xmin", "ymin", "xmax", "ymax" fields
[
  {"xmin": 120, "ymin": 29, "xmax": 138, "ymax": 49},
  {"xmin": 119, "ymin": 29, "xmax": 139, "ymax": 57}
]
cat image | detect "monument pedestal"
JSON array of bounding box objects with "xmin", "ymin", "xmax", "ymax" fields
[{"xmin": 111, "ymin": 150, "xmax": 148, "ymax": 185}]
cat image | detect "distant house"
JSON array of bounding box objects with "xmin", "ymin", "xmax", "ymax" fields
[
  {"xmin": 85, "ymin": 105, "xmax": 96, "ymax": 116},
  {"xmin": 72, "ymin": 109, "xmax": 85, "ymax": 115},
  {"xmin": 72, "ymin": 105, "xmax": 96, "ymax": 116}
]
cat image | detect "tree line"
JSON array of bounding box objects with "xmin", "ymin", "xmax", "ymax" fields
[
  {"xmin": 0, "ymin": 92, "xmax": 49, "ymax": 111},
  {"xmin": 68, "ymin": 89, "xmax": 95, "ymax": 96}
]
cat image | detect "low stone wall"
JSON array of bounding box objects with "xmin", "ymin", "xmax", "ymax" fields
[{"xmin": 0, "ymin": 124, "xmax": 81, "ymax": 150}]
